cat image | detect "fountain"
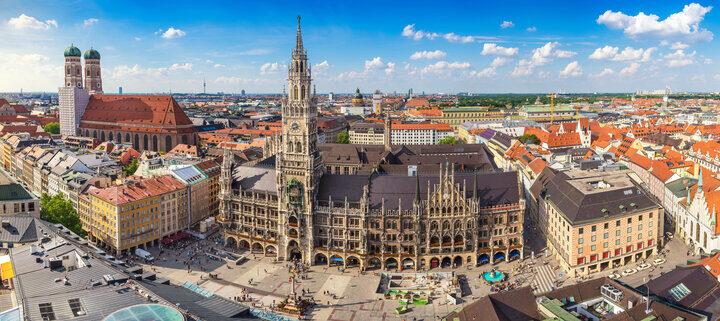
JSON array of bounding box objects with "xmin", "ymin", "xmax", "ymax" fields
[{"xmin": 482, "ymin": 268, "xmax": 506, "ymax": 284}]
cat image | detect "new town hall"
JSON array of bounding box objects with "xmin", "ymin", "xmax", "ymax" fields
[{"xmin": 220, "ymin": 18, "xmax": 525, "ymax": 270}]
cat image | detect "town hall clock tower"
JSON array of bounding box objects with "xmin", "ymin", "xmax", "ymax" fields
[{"xmin": 276, "ymin": 16, "xmax": 323, "ymax": 263}]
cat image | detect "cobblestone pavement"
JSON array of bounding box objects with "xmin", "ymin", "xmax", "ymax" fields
[{"xmin": 136, "ymin": 232, "xmax": 695, "ymax": 321}]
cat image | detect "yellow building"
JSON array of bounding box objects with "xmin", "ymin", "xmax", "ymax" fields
[
  {"xmin": 86, "ymin": 175, "xmax": 187, "ymax": 254},
  {"xmin": 438, "ymin": 106, "xmax": 506, "ymax": 129}
]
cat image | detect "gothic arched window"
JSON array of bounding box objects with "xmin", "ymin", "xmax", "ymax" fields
[
  {"xmin": 293, "ymin": 85, "xmax": 299, "ymax": 100},
  {"xmin": 165, "ymin": 136, "xmax": 172, "ymax": 151},
  {"xmin": 301, "ymin": 85, "xmax": 306, "ymax": 99},
  {"xmin": 295, "ymin": 141, "xmax": 302, "ymax": 153},
  {"xmin": 152, "ymin": 135, "xmax": 158, "ymax": 151}
]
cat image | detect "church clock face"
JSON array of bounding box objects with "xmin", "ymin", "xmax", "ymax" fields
[{"xmin": 291, "ymin": 122, "xmax": 299, "ymax": 131}]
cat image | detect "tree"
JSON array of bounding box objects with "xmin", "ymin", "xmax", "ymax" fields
[
  {"xmin": 519, "ymin": 134, "xmax": 541, "ymax": 145},
  {"xmin": 336, "ymin": 130, "xmax": 350, "ymax": 144},
  {"xmin": 43, "ymin": 122, "xmax": 60, "ymax": 135},
  {"xmin": 123, "ymin": 158, "xmax": 139, "ymax": 176},
  {"xmin": 438, "ymin": 136, "xmax": 460, "ymax": 145},
  {"xmin": 40, "ymin": 193, "xmax": 85, "ymax": 237}
]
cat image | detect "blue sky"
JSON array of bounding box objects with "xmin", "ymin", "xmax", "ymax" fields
[{"xmin": 1, "ymin": 0, "xmax": 719, "ymax": 94}]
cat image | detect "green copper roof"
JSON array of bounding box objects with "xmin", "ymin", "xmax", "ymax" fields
[
  {"xmin": 64, "ymin": 44, "xmax": 81, "ymax": 57},
  {"xmin": 83, "ymin": 48, "xmax": 101, "ymax": 59}
]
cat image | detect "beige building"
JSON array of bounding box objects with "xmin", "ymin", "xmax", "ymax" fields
[{"xmin": 531, "ymin": 169, "xmax": 663, "ymax": 277}]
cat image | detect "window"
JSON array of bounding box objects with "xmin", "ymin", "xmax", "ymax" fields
[
  {"xmin": 604, "ymin": 223, "xmax": 609, "ymax": 229},
  {"xmin": 578, "ymin": 238, "xmax": 584, "ymax": 244},
  {"xmin": 603, "ymin": 232, "xmax": 609, "ymax": 239},
  {"xmin": 616, "ymin": 230, "xmax": 621, "ymax": 236},
  {"xmin": 68, "ymin": 298, "xmax": 84, "ymax": 317},
  {"xmin": 591, "ymin": 235, "xmax": 596, "ymax": 242},
  {"xmin": 591, "ymin": 225, "xmax": 597, "ymax": 232},
  {"xmin": 578, "ymin": 227, "xmax": 584, "ymax": 234},
  {"xmin": 578, "ymin": 248, "xmax": 583, "ymax": 254},
  {"xmin": 616, "ymin": 220, "xmax": 621, "ymax": 227},
  {"xmin": 669, "ymin": 283, "xmax": 692, "ymax": 301},
  {"xmin": 591, "ymin": 245, "xmax": 596, "ymax": 251},
  {"xmin": 39, "ymin": 303, "xmax": 56, "ymax": 320}
]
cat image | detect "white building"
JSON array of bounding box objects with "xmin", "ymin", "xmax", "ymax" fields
[{"xmin": 391, "ymin": 123, "xmax": 453, "ymax": 145}]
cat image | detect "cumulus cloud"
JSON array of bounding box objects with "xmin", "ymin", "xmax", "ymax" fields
[
  {"xmin": 664, "ymin": 49, "xmax": 696, "ymax": 67},
  {"xmin": 589, "ymin": 46, "xmax": 655, "ymax": 62},
  {"xmin": 364, "ymin": 57, "xmax": 386, "ymax": 70},
  {"xmin": 526, "ymin": 26, "xmax": 537, "ymax": 32},
  {"xmin": 402, "ymin": 24, "xmax": 484, "ymax": 43},
  {"xmin": 490, "ymin": 57, "xmax": 510, "ymax": 67},
  {"xmin": 500, "ymin": 21, "xmax": 514, "ymax": 29},
  {"xmin": 83, "ymin": 18, "xmax": 99, "ymax": 28},
  {"xmin": 313, "ymin": 60, "xmax": 330, "ymax": 73},
  {"xmin": 592, "ymin": 68, "xmax": 615, "ymax": 78},
  {"xmin": 0, "ymin": 53, "xmax": 61, "ymax": 91},
  {"xmin": 111, "ymin": 63, "xmax": 194, "ymax": 78},
  {"xmin": 337, "ymin": 57, "xmax": 395, "ymax": 80},
  {"xmin": 7, "ymin": 14, "xmax": 57, "ymax": 30},
  {"xmin": 511, "ymin": 42, "xmax": 574, "ymax": 76},
  {"xmin": 671, "ymin": 42, "xmax": 689, "ymax": 50},
  {"xmin": 213, "ymin": 64, "xmax": 225, "ymax": 68},
  {"xmin": 470, "ymin": 67, "xmax": 497, "ymax": 78},
  {"xmin": 421, "ymin": 61, "xmax": 471, "ymax": 74},
  {"xmin": 481, "ymin": 43, "xmax": 519, "ymax": 57},
  {"xmin": 161, "ymin": 27, "xmax": 186, "ymax": 39},
  {"xmin": 619, "ymin": 62, "xmax": 640, "ymax": 76},
  {"xmin": 260, "ymin": 62, "xmax": 283, "ymax": 75},
  {"xmin": 410, "ymin": 50, "xmax": 447, "ymax": 60},
  {"xmin": 559, "ymin": 61, "xmax": 582, "ymax": 77},
  {"xmin": 597, "ymin": 3, "xmax": 713, "ymax": 41}
]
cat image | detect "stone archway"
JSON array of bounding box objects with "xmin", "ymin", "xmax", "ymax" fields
[
  {"xmin": 330, "ymin": 255, "xmax": 344, "ymax": 266},
  {"xmin": 441, "ymin": 257, "xmax": 452, "ymax": 268},
  {"xmin": 430, "ymin": 257, "xmax": 440, "ymax": 269},
  {"xmin": 238, "ymin": 240, "xmax": 250, "ymax": 250},
  {"xmin": 225, "ymin": 236, "xmax": 238, "ymax": 248},
  {"xmin": 509, "ymin": 249, "xmax": 521, "ymax": 261},
  {"xmin": 266, "ymin": 245, "xmax": 277, "ymax": 256},
  {"xmin": 314, "ymin": 253, "xmax": 328, "ymax": 265},
  {"xmin": 368, "ymin": 257, "xmax": 381, "ymax": 270},
  {"xmin": 478, "ymin": 253, "xmax": 490, "ymax": 265},
  {"xmin": 251, "ymin": 242, "xmax": 263, "ymax": 253},
  {"xmin": 288, "ymin": 247, "xmax": 302, "ymax": 261},
  {"xmin": 402, "ymin": 258, "xmax": 415, "ymax": 270},
  {"xmin": 385, "ymin": 258, "xmax": 398, "ymax": 270},
  {"xmin": 493, "ymin": 251, "xmax": 506, "ymax": 263},
  {"xmin": 346, "ymin": 256, "xmax": 360, "ymax": 268},
  {"xmin": 453, "ymin": 256, "xmax": 463, "ymax": 267},
  {"xmin": 165, "ymin": 135, "xmax": 172, "ymax": 152}
]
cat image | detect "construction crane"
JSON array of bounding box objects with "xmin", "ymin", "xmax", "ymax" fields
[{"xmin": 547, "ymin": 92, "xmax": 556, "ymax": 124}]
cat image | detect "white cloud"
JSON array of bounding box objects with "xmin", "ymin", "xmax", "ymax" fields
[
  {"xmin": 421, "ymin": 61, "xmax": 471, "ymax": 74},
  {"xmin": 588, "ymin": 46, "xmax": 655, "ymax": 62},
  {"xmin": 7, "ymin": 14, "xmax": 57, "ymax": 30},
  {"xmin": 213, "ymin": 64, "xmax": 225, "ymax": 68},
  {"xmin": 470, "ymin": 67, "xmax": 497, "ymax": 77},
  {"xmin": 481, "ymin": 43, "xmax": 519, "ymax": 57},
  {"xmin": 260, "ymin": 62, "xmax": 283, "ymax": 75},
  {"xmin": 597, "ymin": 3, "xmax": 713, "ymax": 41},
  {"xmin": 364, "ymin": 57, "xmax": 386, "ymax": 70},
  {"xmin": 500, "ymin": 21, "xmax": 514, "ymax": 29},
  {"xmin": 168, "ymin": 63, "xmax": 192, "ymax": 71},
  {"xmin": 410, "ymin": 50, "xmax": 447, "ymax": 60},
  {"xmin": 671, "ymin": 42, "xmax": 689, "ymax": 50},
  {"xmin": 111, "ymin": 63, "xmax": 194, "ymax": 78},
  {"xmin": 83, "ymin": 18, "xmax": 99, "ymax": 28},
  {"xmin": 619, "ymin": 62, "xmax": 640, "ymax": 76},
  {"xmin": 526, "ymin": 26, "xmax": 537, "ymax": 32},
  {"xmin": 402, "ymin": 24, "xmax": 478, "ymax": 43},
  {"xmin": 664, "ymin": 49, "xmax": 695, "ymax": 67},
  {"xmin": 161, "ymin": 27, "xmax": 186, "ymax": 39},
  {"xmin": 593, "ymin": 68, "xmax": 615, "ymax": 78},
  {"xmin": 0, "ymin": 53, "xmax": 61, "ymax": 91},
  {"xmin": 313, "ymin": 60, "xmax": 330, "ymax": 73},
  {"xmin": 704, "ymin": 58, "xmax": 713, "ymax": 64},
  {"xmin": 559, "ymin": 61, "xmax": 582, "ymax": 77},
  {"xmin": 133, "ymin": 37, "xmax": 142, "ymax": 41},
  {"xmin": 554, "ymin": 50, "xmax": 577, "ymax": 58},
  {"xmin": 490, "ymin": 57, "xmax": 509, "ymax": 67},
  {"xmin": 511, "ymin": 59, "xmax": 534, "ymax": 76},
  {"xmin": 385, "ymin": 62, "xmax": 396, "ymax": 76}
]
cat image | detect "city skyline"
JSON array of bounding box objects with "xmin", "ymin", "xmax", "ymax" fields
[{"xmin": 1, "ymin": 0, "xmax": 719, "ymax": 94}]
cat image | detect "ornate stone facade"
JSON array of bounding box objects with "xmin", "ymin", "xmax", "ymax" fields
[{"xmin": 219, "ymin": 18, "xmax": 525, "ymax": 270}]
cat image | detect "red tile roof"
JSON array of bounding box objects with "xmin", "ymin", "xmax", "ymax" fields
[
  {"xmin": 80, "ymin": 94, "xmax": 194, "ymax": 134},
  {"xmin": 90, "ymin": 175, "xmax": 186, "ymax": 206}
]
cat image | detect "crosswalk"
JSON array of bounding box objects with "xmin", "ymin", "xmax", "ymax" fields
[{"xmin": 532, "ymin": 264, "xmax": 556, "ymax": 294}]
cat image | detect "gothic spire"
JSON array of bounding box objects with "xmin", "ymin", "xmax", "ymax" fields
[{"xmin": 296, "ymin": 15, "xmax": 303, "ymax": 50}]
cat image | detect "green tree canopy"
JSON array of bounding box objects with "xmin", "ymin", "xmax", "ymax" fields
[
  {"xmin": 123, "ymin": 158, "xmax": 139, "ymax": 176},
  {"xmin": 518, "ymin": 133, "xmax": 541, "ymax": 145},
  {"xmin": 336, "ymin": 130, "xmax": 350, "ymax": 144},
  {"xmin": 438, "ymin": 136, "xmax": 460, "ymax": 145},
  {"xmin": 40, "ymin": 193, "xmax": 85, "ymax": 237},
  {"xmin": 43, "ymin": 122, "xmax": 60, "ymax": 135}
]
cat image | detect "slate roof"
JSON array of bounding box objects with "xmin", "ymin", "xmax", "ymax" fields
[
  {"xmin": 317, "ymin": 171, "xmax": 519, "ymax": 210},
  {"xmin": 0, "ymin": 183, "xmax": 33, "ymax": 201},
  {"xmin": 643, "ymin": 265, "xmax": 720, "ymax": 320},
  {"xmin": 445, "ymin": 286, "xmax": 541, "ymax": 321},
  {"xmin": 231, "ymin": 166, "xmax": 276, "ymax": 193},
  {"xmin": 0, "ymin": 216, "xmax": 46, "ymax": 244},
  {"xmin": 532, "ymin": 169, "xmax": 659, "ymax": 224}
]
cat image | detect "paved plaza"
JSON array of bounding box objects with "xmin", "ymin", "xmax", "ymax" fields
[{"xmin": 133, "ymin": 231, "xmax": 696, "ymax": 321}]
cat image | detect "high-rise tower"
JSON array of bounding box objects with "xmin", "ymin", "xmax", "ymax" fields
[
  {"xmin": 83, "ymin": 48, "xmax": 103, "ymax": 93},
  {"xmin": 64, "ymin": 44, "xmax": 83, "ymax": 88},
  {"xmin": 276, "ymin": 16, "xmax": 323, "ymax": 263}
]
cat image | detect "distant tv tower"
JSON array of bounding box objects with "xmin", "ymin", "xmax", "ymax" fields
[{"xmin": 203, "ymin": 78, "xmax": 207, "ymax": 94}]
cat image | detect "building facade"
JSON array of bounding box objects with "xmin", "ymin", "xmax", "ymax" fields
[{"xmin": 220, "ymin": 18, "xmax": 525, "ymax": 270}]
